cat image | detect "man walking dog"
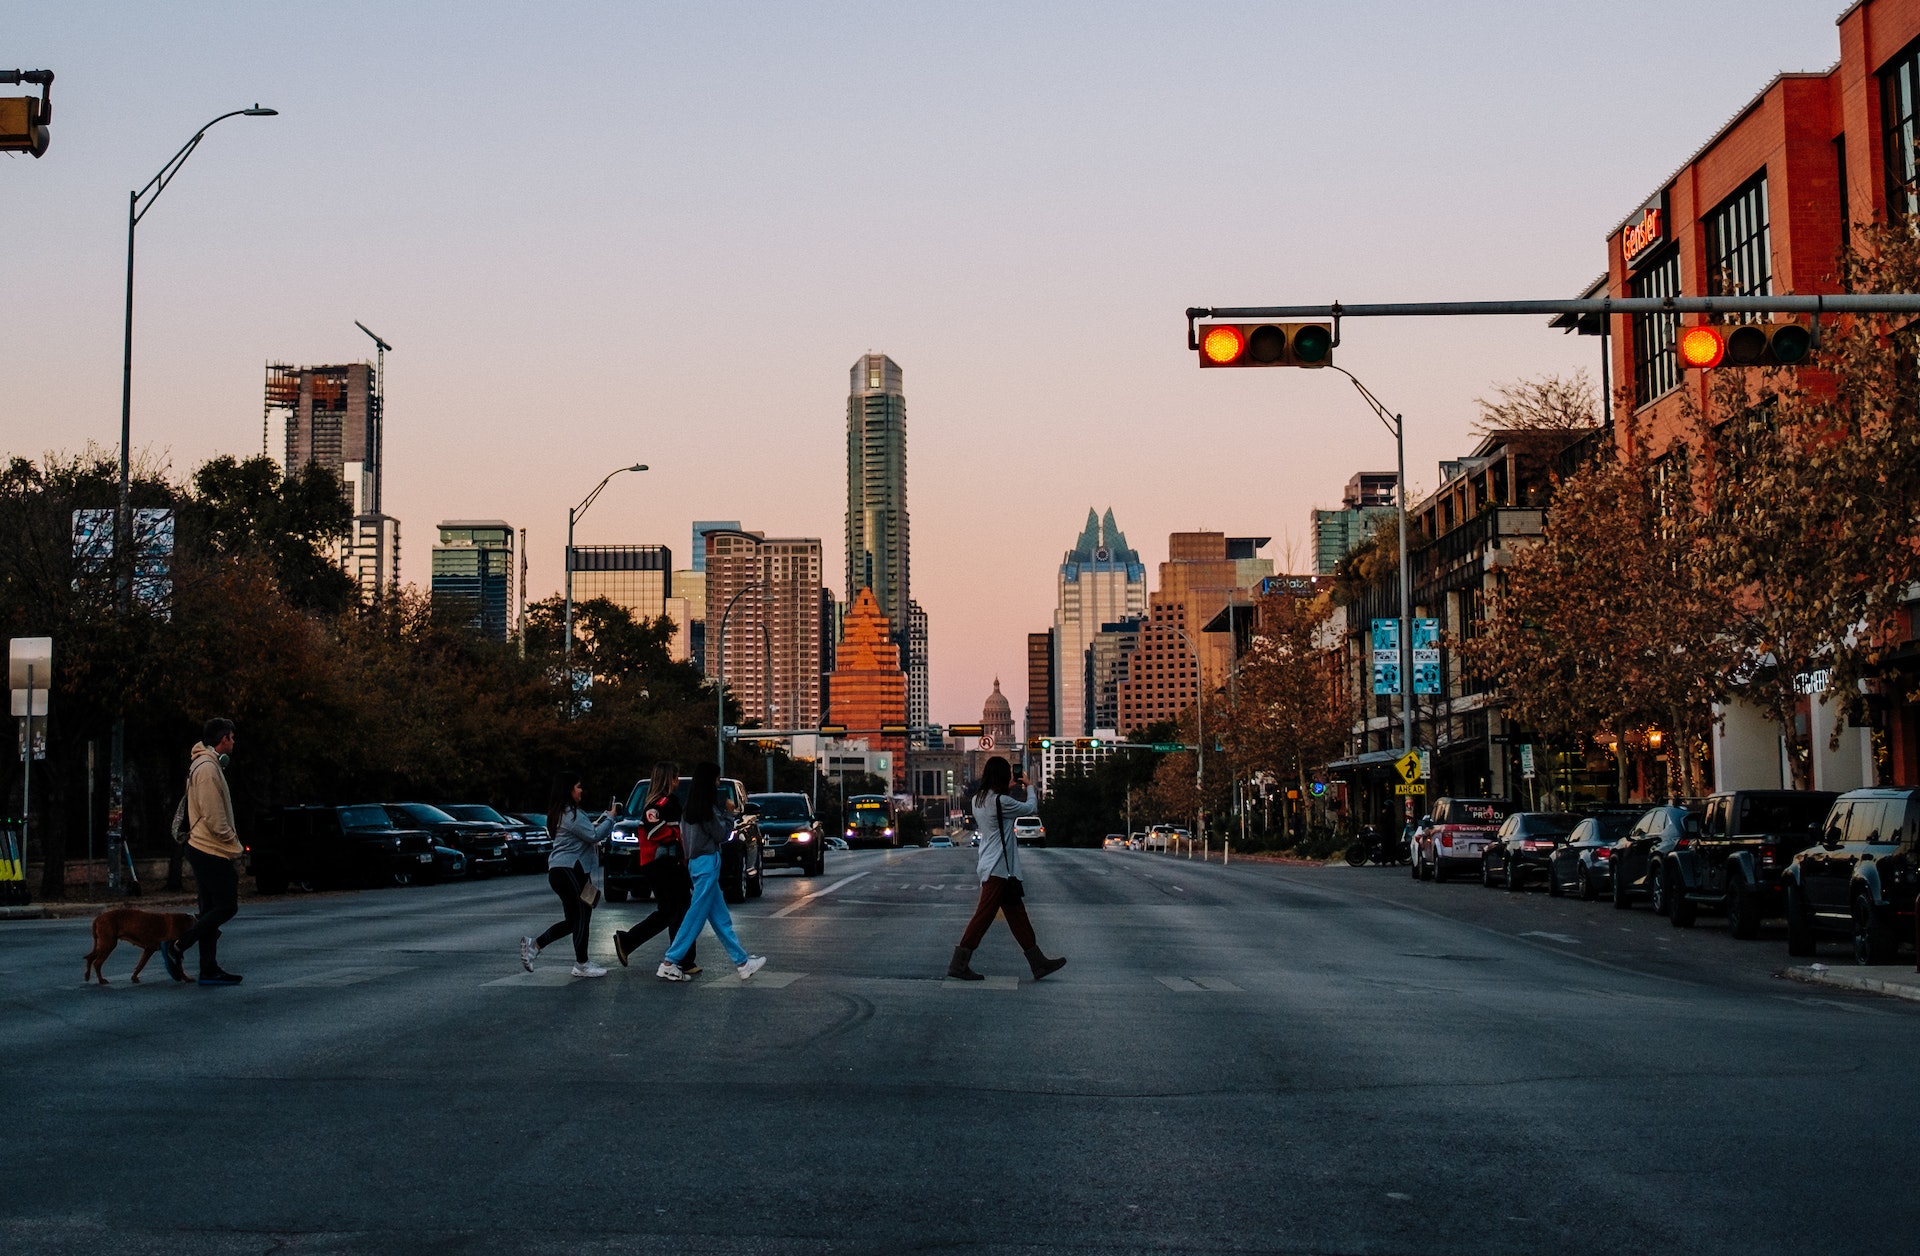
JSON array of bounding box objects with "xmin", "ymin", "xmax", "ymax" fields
[{"xmin": 162, "ymin": 719, "xmax": 246, "ymax": 986}]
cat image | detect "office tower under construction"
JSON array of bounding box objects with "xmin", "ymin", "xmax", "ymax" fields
[{"xmin": 266, "ymin": 361, "xmax": 400, "ymax": 601}]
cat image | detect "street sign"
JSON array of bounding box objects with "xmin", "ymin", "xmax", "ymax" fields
[
  {"xmin": 723, "ymin": 724, "xmax": 739, "ymax": 737},
  {"xmin": 1393, "ymin": 751, "xmax": 1421, "ymax": 784},
  {"xmin": 1519, "ymin": 744, "xmax": 1536, "ymax": 780},
  {"xmin": 1417, "ymin": 749, "xmax": 1431, "ymax": 780},
  {"xmin": 1394, "ymin": 782, "xmax": 1426, "ymax": 796},
  {"xmin": 1371, "ymin": 619, "xmax": 1401, "ymax": 695},
  {"xmin": 947, "ymin": 723, "xmax": 983, "ymax": 737},
  {"xmin": 1150, "ymin": 743, "xmax": 1191, "ymax": 753},
  {"xmin": 8, "ymin": 637, "xmax": 51, "ymax": 690},
  {"xmin": 1309, "ymin": 781, "xmax": 1328, "ymax": 797}
]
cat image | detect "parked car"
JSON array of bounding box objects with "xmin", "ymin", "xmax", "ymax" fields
[
  {"xmin": 252, "ymin": 804, "xmax": 437, "ymax": 893},
  {"xmin": 1013, "ymin": 815, "xmax": 1045, "ymax": 846},
  {"xmin": 1664, "ymin": 789, "xmax": 1835, "ymax": 936},
  {"xmin": 827, "ymin": 835, "xmax": 851, "ymax": 851},
  {"xmin": 1610, "ymin": 804, "xmax": 1704, "ymax": 913},
  {"xmin": 750, "ymin": 792, "xmax": 825, "ymax": 877},
  {"xmin": 1482, "ymin": 811, "xmax": 1581, "ymax": 890},
  {"xmin": 431, "ymin": 844, "xmax": 468, "ymax": 881},
  {"xmin": 1546, "ymin": 813, "xmax": 1641, "ymax": 900},
  {"xmin": 1413, "ymin": 797, "xmax": 1514, "ymax": 882},
  {"xmin": 609, "ymin": 775, "xmax": 763, "ymax": 904},
  {"xmin": 930, "ymin": 835, "xmax": 955, "ymax": 848},
  {"xmin": 382, "ymin": 803, "xmax": 511, "ymax": 877},
  {"xmin": 1784, "ymin": 787, "xmax": 1920, "ymax": 964},
  {"xmin": 442, "ymin": 804, "xmax": 551, "ymax": 873}
]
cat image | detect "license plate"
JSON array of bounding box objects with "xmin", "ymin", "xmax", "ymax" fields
[{"xmin": 417, "ymin": 854, "xmax": 432, "ymax": 862}]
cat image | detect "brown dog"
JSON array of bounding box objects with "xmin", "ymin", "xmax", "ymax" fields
[{"xmin": 83, "ymin": 907, "xmax": 195, "ymax": 985}]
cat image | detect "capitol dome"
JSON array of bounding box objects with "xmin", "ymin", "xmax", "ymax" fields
[{"xmin": 980, "ymin": 678, "xmax": 1016, "ymax": 750}]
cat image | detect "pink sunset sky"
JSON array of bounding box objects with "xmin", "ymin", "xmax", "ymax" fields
[{"xmin": 3, "ymin": 2, "xmax": 1842, "ymax": 723}]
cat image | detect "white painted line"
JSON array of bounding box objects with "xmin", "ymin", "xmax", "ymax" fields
[
  {"xmin": 1192, "ymin": 977, "xmax": 1242, "ymax": 992},
  {"xmin": 1517, "ymin": 931, "xmax": 1581, "ymax": 945},
  {"xmin": 262, "ymin": 966, "xmax": 410, "ymax": 989},
  {"xmin": 946, "ymin": 974, "xmax": 1018, "ymax": 990},
  {"xmin": 1155, "ymin": 975, "xmax": 1203, "ymax": 992},
  {"xmin": 482, "ymin": 969, "xmax": 580, "ymax": 987},
  {"xmin": 770, "ymin": 870, "xmax": 872, "ymax": 919},
  {"xmin": 697, "ymin": 970, "xmax": 806, "ymax": 990}
]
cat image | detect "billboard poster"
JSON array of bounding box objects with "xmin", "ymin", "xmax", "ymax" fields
[
  {"xmin": 1371, "ymin": 618, "xmax": 1400, "ymax": 695},
  {"xmin": 1412, "ymin": 617, "xmax": 1441, "ymax": 696}
]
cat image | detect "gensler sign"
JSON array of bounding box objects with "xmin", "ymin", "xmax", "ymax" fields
[{"xmin": 1623, "ymin": 194, "xmax": 1667, "ymax": 269}]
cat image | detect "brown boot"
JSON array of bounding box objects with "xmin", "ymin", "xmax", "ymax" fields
[
  {"xmin": 947, "ymin": 945, "xmax": 985, "ymax": 981},
  {"xmin": 1024, "ymin": 947, "xmax": 1066, "ymax": 980}
]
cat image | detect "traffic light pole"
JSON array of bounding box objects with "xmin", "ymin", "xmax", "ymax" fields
[{"xmin": 1189, "ymin": 294, "xmax": 1920, "ymax": 322}]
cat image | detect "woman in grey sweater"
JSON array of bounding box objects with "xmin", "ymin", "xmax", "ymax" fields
[{"xmin": 521, "ymin": 772, "xmax": 616, "ymax": 977}]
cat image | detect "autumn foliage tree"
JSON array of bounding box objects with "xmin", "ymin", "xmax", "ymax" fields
[{"xmin": 1217, "ymin": 593, "xmax": 1351, "ymax": 801}]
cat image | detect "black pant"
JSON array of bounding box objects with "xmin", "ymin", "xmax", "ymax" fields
[
  {"xmin": 616, "ymin": 859, "xmax": 695, "ymax": 964},
  {"xmin": 536, "ymin": 865, "xmax": 593, "ymax": 963},
  {"xmin": 178, "ymin": 847, "xmax": 240, "ymax": 975}
]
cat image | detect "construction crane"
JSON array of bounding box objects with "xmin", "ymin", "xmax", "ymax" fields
[{"xmin": 354, "ymin": 321, "xmax": 392, "ymax": 514}]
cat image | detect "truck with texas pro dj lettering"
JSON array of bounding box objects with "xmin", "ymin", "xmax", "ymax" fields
[{"xmin": 1412, "ymin": 797, "xmax": 1514, "ymax": 882}]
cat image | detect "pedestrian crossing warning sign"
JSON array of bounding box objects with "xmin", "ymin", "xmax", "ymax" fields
[{"xmin": 1394, "ymin": 751, "xmax": 1421, "ymax": 784}]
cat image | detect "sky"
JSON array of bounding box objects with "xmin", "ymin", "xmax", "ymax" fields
[{"xmin": 3, "ymin": 1, "xmax": 1850, "ymax": 724}]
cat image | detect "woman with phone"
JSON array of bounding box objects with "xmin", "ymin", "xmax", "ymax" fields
[
  {"xmin": 948, "ymin": 755, "xmax": 1066, "ymax": 982},
  {"xmin": 521, "ymin": 772, "xmax": 615, "ymax": 978},
  {"xmin": 657, "ymin": 761, "xmax": 766, "ymax": 982},
  {"xmin": 612, "ymin": 761, "xmax": 698, "ymax": 973}
]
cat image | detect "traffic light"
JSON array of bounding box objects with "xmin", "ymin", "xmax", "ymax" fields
[
  {"xmin": 1038, "ymin": 738, "xmax": 1052, "ymax": 750},
  {"xmin": 1676, "ymin": 321, "xmax": 1812, "ymax": 371},
  {"xmin": 0, "ymin": 71, "xmax": 52, "ymax": 158},
  {"xmin": 1197, "ymin": 322, "xmax": 1333, "ymax": 368}
]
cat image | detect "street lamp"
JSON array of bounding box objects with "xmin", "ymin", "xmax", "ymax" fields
[
  {"xmin": 1323, "ymin": 365, "xmax": 1415, "ymax": 766},
  {"xmin": 109, "ymin": 104, "xmax": 275, "ymax": 892},
  {"xmin": 715, "ymin": 579, "xmax": 766, "ymax": 775},
  {"xmin": 563, "ymin": 463, "xmax": 647, "ymax": 715}
]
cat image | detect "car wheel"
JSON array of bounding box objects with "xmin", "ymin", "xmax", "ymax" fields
[
  {"xmin": 1726, "ymin": 876, "xmax": 1759, "ymax": 941},
  {"xmin": 1410, "ymin": 855, "xmax": 1421, "ymax": 881},
  {"xmin": 1612, "ymin": 866, "xmax": 1632, "ymax": 909},
  {"xmin": 1481, "ymin": 857, "xmax": 1497, "ymax": 888},
  {"xmin": 391, "ymin": 871, "xmax": 413, "ymax": 888},
  {"xmin": 746, "ymin": 867, "xmax": 763, "ymax": 899},
  {"xmin": 1786, "ymin": 884, "xmax": 1817, "ymax": 957},
  {"xmin": 1547, "ymin": 864, "xmax": 1564, "ymax": 897},
  {"xmin": 1431, "ymin": 859, "xmax": 1446, "ymax": 884},
  {"xmin": 1579, "ymin": 868, "xmax": 1599, "ymax": 902},
  {"xmin": 1668, "ymin": 868, "xmax": 1696, "ymax": 927},
  {"xmin": 1852, "ymin": 892, "xmax": 1896, "ymax": 965},
  {"xmin": 1651, "ymin": 866, "xmax": 1671, "ymax": 917},
  {"xmin": 605, "ymin": 885, "xmax": 629, "ymax": 904},
  {"xmin": 1506, "ymin": 861, "xmax": 1525, "ymax": 892}
]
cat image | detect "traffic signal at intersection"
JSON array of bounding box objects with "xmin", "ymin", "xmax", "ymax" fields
[
  {"xmin": 1676, "ymin": 321, "xmax": 1812, "ymax": 371},
  {"xmin": 1197, "ymin": 322, "xmax": 1333, "ymax": 368}
]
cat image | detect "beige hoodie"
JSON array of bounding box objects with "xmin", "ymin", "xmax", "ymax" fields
[{"xmin": 186, "ymin": 742, "xmax": 242, "ymax": 859}]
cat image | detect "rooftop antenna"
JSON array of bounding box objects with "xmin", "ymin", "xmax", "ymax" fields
[{"xmin": 354, "ymin": 321, "xmax": 392, "ymax": 513}]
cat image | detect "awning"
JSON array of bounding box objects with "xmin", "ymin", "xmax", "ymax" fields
[{"xmin": 1322, "ymin": 749, "xmax": 1403, "ymax": 771}]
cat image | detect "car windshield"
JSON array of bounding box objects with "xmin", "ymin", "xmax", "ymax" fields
[
  {"xmin": 393, "ymin": 803, "xmax": 456, "ymax": 824},
  {"xmin": 1015, "ymin": 817, "xmax": 1041, "ymax": 827},
  {"xmin": 1519, "ymin": 813, "xmax": 1580, "ymax": 834},
  {"xmin": 1740, "ymin": 795, "xmax": 1833, "ymax": 835},
  {"xmin": 340, "ymin": 806, "xmax": 396, "ymax": 831},
  {"xmin": 1594, "ymin": 815, "xmax": 1638, "ymax": 839},
  {"xmin": 444, "ymin": 805, "xmax": 506, "ymax": 824},
  {"xmin": 659, "ymin": 780, "xmax": 744, "ymax": 815},
  {"xmin": 751, "ymin": 795, "xmax": 812, "ymax": 821}
]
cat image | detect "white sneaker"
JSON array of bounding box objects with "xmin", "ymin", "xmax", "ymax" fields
[
  {"xmin": 737, "ymin": 955, "xmax": 767, "ymax": 981},
  {"xmin": 656, "ymin": 960, "xmax": 689, "ymax": 982},
  {"xmin": 570, "ymin": 962, "xmax": 608, "ymax": 978},
  {"xmin": 520, "ymin": 937, "xmax": 537, "ymax": 972}
]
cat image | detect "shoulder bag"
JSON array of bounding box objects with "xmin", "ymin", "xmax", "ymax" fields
[{"xmin": 996, "ymin": 795, "xmax": 1025, "ymax": 903}]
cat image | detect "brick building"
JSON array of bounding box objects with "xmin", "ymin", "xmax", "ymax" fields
[
  {"xmin": 828, "ymin": 587, "xmax": 908, "ymax": 790},
  {"xmin": 1592, "ymin": 0, "xmax": 1920, "ymax": 791},
  {"xmin": 1116, "ymin": 533, "xmax": 1270, "ymax": 737}
]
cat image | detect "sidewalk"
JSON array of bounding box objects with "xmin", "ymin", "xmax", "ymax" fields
[{"xmin": 1783, "ymin": 963, "xmax": 1920, "ymax": 1003}]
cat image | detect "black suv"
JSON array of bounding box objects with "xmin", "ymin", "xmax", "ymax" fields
[
  {"xmin": 1481, "ymin": 811, "xmax": 1581, "ymax": 891},
  {"xmin": 1665, "ymin": 789, "xmax": 1835, "ymax": 937},
  {"xmin": 606, "ymin": 776, "xmax": 763, "ymax": 904},
  {"xmin": 1610, "ymin": 804, "xmax": 1703, "ymax": 914},
  {"xmin": 1784, "ymin": 787, "xmax": 1920, "ymax": 964},
  {"xmin": 443, "ymin": 804, "xmax": 551, "ymax": 873},
  {"xmin": 252, "ymin": 804, "xmax": 438, "ymax": 893},
  {"xmin": 384, "ymin": 803, "xmax": 511, "ymax": 877},
  {"xmin": 750, "ymin": 792, "xmax": 825, "ymax": 877}
]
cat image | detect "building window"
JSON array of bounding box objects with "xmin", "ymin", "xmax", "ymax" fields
[
  {"xmin": 1630, "ymin": 248, "xmax": 1681, "ymax": 407},
  {"xmin": 1704, "ymin": 173, "xmax": 1772, "ymax": 302},
  {"xmin": 1883, "ymin": 39, "xmax": 1920, "ymax": 219}
]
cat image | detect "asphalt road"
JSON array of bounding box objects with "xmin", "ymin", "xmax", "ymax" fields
[{"xmin": 4, "ymin": 845, "xmax": 1916, "ymax": 1255}]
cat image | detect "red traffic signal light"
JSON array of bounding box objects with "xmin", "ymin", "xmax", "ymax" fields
[
  {"xmin": 1676, "ymin": 321, "xmax": 1812, "ymax": 371},
  {"xmin": 1197, "ymin": 322, "xmax": 1333, "ymax": 368}
]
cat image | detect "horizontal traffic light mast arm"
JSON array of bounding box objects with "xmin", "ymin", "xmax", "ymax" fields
[{"xmin": 1189, "ymin": 294, "xmax": 1920, "ymax": 321}]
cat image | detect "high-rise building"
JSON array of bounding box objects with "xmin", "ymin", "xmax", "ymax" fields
[
  {"xmin": 819, "ymin": 589, "xmax": 840, "ymax": 705},
  {"xmin": 1052, "ymin": 508, "xmax": 1146, "ymax": 737},
  {"xmin": 673, "ymin": 569, "xmax": 707, "ymax": 668},
  {"xmin": 1116, "ymin": 532, "xmax": 1271, "ymax": 736},
  {"xmin": 828, "ymin": 587, "xmax": 908, "ymax": 790},
  {"xmin": 907, "ymin": 600, "xmax": 929, "ymax": 744},
  {"xmin": 845, "ymin": 354, "xmax": 910, "ymax": 643},
  {"xmin": 569, "ymin": 544, "xmax": 672, "ymax": 626},
  {"xmin": 1025, "ymin": 630, "xmax": 1054, "ymax": 744},
  {"xmin": 267, "ymin": 360, "xmax": 399, "ymax": 600},
  {"xmin": 431, "ymin": 521, "xmax": 514, "ymax": 642},
  {"xmin": 690, "ymin": 522, "xmax": 740, "ymax": 574},
  {"xmin": 1088, "ymin": 617, "xmax": 1144, "ymax": 735},
  {"xmin": 703, "ymin": 530, "xmax": 824, "ymax": 729},
  {"xmin": 1311, "ymin": 472, "xmax": 1399, "ymax": 575}
]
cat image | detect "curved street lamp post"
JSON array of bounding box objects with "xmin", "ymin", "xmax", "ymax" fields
[
  {"xmin": 715, "ymin": 581, "xmax": 767, "ymax": 776},
  {"xmin": 563, "ymin": 464, "xmax": 647, "ymax": 717},
  {"xmin": 109, "ymin": 105, "xmax": 276, "ymax": 893}
]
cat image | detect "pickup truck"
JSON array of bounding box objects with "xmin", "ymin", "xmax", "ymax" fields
[
  {"xmin": 1413, "ymin": 797, "xmax": 1514, "ymax": 882},
  {"xmin": 1665, "ymin": 789, "xmax": 1834, "ymax": 937}
]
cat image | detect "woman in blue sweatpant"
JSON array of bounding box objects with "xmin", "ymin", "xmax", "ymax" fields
[{"xmin": 657, "ymin": 761, "xmax": 766, "ymax": 982}]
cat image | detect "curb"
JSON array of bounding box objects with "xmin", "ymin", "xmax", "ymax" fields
[
  {"xmin": 0, "ymin": 905, "xmax": 53, "ymax": 920},
  {"xmin": 1782, "ymin": 964, "xmax": 1920, "ymax": 1003}
]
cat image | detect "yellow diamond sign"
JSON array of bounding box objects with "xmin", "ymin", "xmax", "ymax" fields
[{"xmin": 1394, "ymin": 751, "xmax": 1422, "ymax": 784}]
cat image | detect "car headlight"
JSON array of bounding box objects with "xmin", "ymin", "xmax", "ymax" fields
[
  {"xmin": 794, "ymin": 833, "xmax": 812, "ymax": 842},
  {"xmin": 884, "ymin": 827, "xmax": 894, "ymax": 837}
]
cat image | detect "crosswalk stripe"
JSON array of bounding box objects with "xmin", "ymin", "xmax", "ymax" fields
[{"xmin": 261, "ymin": 966, "xmax": 411, "ymax": 989}]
